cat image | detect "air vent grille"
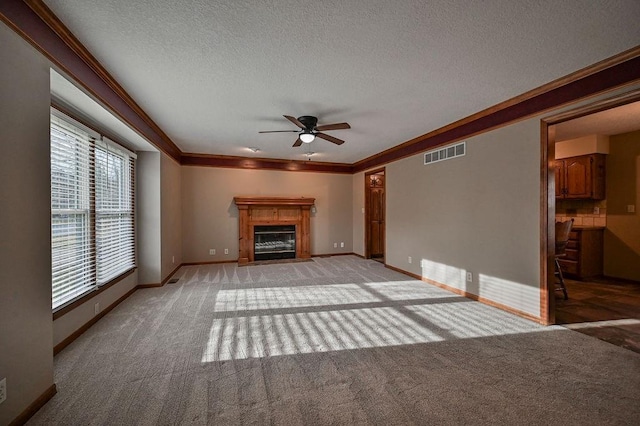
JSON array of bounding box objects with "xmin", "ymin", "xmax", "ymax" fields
[{"xmin": 424, "ymin": 141, "xmax": 466, "ymax": 165}]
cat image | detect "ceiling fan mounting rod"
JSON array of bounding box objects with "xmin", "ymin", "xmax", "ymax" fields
[{"xmin": 297, "ymin": 115, "xmax": 318, "ymax": 130}]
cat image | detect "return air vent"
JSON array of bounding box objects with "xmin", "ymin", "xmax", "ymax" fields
[{"xmin": 424, "ymin": 141, "xmax": 466, "ymax": 165}]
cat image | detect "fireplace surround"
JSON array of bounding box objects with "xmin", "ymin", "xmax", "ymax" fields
[{"xmin": 233, "ymin": 197, "xmax": 315, "ymax": 265}]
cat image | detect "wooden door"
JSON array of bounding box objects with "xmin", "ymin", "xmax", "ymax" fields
[
  {"xmin": 565, "ymin": 156, "xmax": 592, "ymax": 198},
  {"xmin": 370, "ymin": 188, "xmax": 385, "ymax": 256},
  {"xmin": 368, "ymin": 174, "xmax": 385, "ymax": 258}
]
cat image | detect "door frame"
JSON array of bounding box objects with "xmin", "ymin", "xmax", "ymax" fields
[
  {"xmin": 364, "ymin": 167, "xmax": 386, "ymax": 259},
  {"xmin": 540, "ymin": 88, "xmax": 640, "ymax": 324}
]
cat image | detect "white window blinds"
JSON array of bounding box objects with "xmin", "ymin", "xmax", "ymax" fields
[
  {"xmin": 95, "ymin": 140, "xmax": 135, "ymax": 283},
  {"xmin": 50, "ymin": 113, "xmax": 136, "ymax": 309},
  {"xmin": 51, "ymin": 117, "xmax": 95, "ymax": 308}
]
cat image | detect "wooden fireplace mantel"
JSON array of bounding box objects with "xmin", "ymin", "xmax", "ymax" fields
[{"xmin": 234, "ymin": 197, "xmax": 315, "ymax": 265}]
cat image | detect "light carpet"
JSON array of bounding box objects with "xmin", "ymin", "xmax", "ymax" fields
[{"xmin": 29, "ymin": 256, "xmax": 640, "ymax": 425}]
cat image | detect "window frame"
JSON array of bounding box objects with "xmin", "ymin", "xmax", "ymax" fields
[{"xmin": 50, "ymin": 108, "xmax": 137, "ymax": 316}]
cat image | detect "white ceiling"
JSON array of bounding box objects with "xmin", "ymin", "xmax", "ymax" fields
[
  {"xmin": 555, "ymin": 100, "xmax": 640, "ymax": 141},
  {"xmin": 44, "ymin": 0, "xmax": 640, "ymax": 163},
  {"xmin": 51, "ymin": 70, "xmax": 156, "ymax": 152}
]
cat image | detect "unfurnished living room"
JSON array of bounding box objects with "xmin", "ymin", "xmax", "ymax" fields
[{"xmin": 1, "ymin": 1, "xmax": 640, "ymax": 425}]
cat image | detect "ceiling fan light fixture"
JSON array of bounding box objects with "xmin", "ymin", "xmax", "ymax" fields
[{"xmin": 300, "ymin": 132, "xmax": 315, "ymax": 143}]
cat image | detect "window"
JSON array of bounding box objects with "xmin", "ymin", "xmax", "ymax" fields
[{"xmin": 50, "ymin": 112, "xmax": 135, "ymax": 310}]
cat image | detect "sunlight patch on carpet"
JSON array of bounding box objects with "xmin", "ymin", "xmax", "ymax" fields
[{"xmin": 202, "ymin": 280, "xmax": 548, "ymax": 362}]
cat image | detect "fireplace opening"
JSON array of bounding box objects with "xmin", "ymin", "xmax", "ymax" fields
[{"xmin": 254, "ymin": 225, "xmax": 296, "ymax": 261}]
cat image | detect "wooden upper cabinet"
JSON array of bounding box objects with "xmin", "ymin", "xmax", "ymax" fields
[
  {"xmin": 565, "ymin": 156, "xmax": 592, "ymax": 198},
  {"xmin": 554, "ymin": 161, "xmax": 565, "ymax": 198},
  {"xmin": 555, "ymin": 154, "xmax": 606, "ymax": 200}
]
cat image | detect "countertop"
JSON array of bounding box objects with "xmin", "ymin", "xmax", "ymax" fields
[{"xmin": 571, "ymin": 226, "xmax": 606, "ymax": 230}]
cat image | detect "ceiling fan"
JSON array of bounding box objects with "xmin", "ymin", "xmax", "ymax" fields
[{"xmin": 259, "ymin": 115, "xmax": 351, "ymax": 147}]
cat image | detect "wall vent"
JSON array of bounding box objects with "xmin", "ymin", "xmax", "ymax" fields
[{"xmin": 424, "ymin": 141, "xmax": 466, "ymax": 165}]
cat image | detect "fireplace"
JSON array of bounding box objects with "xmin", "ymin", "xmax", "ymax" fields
[
  {"xmin": 254, "ymin": 225, "xmax": 296, "ymax": 261},
  {"xmin": 234, "ymin": 197, "xmax": 315, "ymax": 265}
]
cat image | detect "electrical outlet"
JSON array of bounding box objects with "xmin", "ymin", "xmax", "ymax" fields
[
  {"xmin": 340, "ymin": 242, "xmax": 344, "ymax": 248},
  {"xmin": 466, "ymin": 272, "xmax": 473, "ymax": 282},
  {"xmin": 94, "ymin": 302, "xmax": 100, "ymax": 315},
  {"xmin": 628, "ymin": 205, "xmax": 636, "ymax": 213},
  {"xmin": 408, "ymin": 256, "xmax": 412, "ymax": 264},
  {"xmin": 334, "ymin": 243, "xmax": 337, "ymax": 248},
  {"xmin": 593, "ymin": 207, "xmax": 600, "ymax": 215},
  {"xmin": 0, "ymin": 377, "xmax": 6, "ymax": 405},
  {"xmin": 209, "ymin": 249, "xmax": 215, "ymax": 255},
  {"xmin": 172, "ymin": 255, "xmax": 175, "ymax": 264},
  {"xmin": 224, "ymin": 248, "xmax": 229, "ymax": 255},
  {"xmin": 361, "ymin": 207, "xmax": 365, "ymax": 214}
]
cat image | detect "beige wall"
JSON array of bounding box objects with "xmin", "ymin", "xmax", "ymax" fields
[
  {"xmin": 137, "ymin": 152, "xmax": 182, "ymax": 284},
  {"xmin": 604, "ymin": 130, "xmax": 640, "ymax": 281},
  {"xmin": 381, "ymin": 119, "xmax": 543, "ymax": 317},
  {"xmin": 181, "ymin": 167, "xmax": 353, "ymax": 262},
  {"xmin": 555, "ymin": 134, "xmax": 609, "ymax": 159},
  {"xmin": 137, "ymin": 152, "xmax": 161, "ymax": 284},
  {"xmin": 352, "ymin": 172, "xmax": 365, "ymax": 256},
  {"xmin": 0, "ymin": 24, "xmax": 54, "ymax": 424},
  {"xmin": 350, "ymin": 86, "xmax": 640, "ymax": 319},
  {"xmin": 161, "ymin": 154, "xmax": 182, "ymax": 278}
]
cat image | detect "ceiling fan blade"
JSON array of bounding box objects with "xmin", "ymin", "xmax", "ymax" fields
[
  {"xmin": 315, "ymin": 122, "xmax": 351, "ymax": 131},
  {"xmin": 284, "ymin": 115, "xmax": 305, "ymax": 129},
  {"xmin": 316, "ymin": 132, "xmax": 344, "ymax": 145},
  {"xmin": 258, "ymin": 130, "xmax": 300, "ymax": 133},
  {"xmin": 293, "ymin": 137, "xmax": 303, "ymax": 147}
]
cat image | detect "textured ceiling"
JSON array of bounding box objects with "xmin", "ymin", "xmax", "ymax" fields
[{"xmin": 44, "ymin": 0, "xmax": 640, "ymax": 163}]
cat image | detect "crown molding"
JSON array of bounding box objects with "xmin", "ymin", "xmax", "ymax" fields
[{"xmin": 181, "ymin": 153, "xmax": 354, "ymax": 174}]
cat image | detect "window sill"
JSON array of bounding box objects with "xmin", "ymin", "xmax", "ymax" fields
[{"xmin": 52, "ymin": 268, "xmax": 136, "ymax": 320}]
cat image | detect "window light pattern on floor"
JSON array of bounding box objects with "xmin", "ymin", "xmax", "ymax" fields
[{"xmin": 186, "ymin": 257, "xmax": 550, "ymax": 362}]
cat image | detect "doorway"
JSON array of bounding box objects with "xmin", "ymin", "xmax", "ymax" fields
[
  {"xmin": 365, "ymin": 168, "xmax": 385, "ymax": 261},
  {"xmin": 541, "ymin": 89, "xmax": 640, "ymax": 327}
]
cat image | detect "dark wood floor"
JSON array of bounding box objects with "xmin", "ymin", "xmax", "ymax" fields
[{"xmin": 555, "ymin": 277, "xmax": 640, "ymax": 354}]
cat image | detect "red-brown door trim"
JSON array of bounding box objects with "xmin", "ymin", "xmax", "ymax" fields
[{"xmin": 540, "ymin": 88, "xmax": 640, "ymax": 324}]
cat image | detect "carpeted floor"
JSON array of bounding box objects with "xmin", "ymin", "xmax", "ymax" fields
[{"xmin": 29, "ymin": 256, "xmax": 640, "ymax": 425}]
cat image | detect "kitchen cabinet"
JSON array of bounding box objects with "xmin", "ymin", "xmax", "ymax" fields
[
  {"xmin": 557, "ymin": 227, "xmax": 604, "ymax": 279},
  {"xmin": 554, "ymin": 154, "xmax": 606, "ymax": 199}
]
